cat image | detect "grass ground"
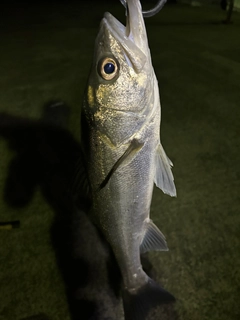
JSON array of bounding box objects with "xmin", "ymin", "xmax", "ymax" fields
[{"xmin": 0, "ymin": 1, "xmax": 240, "ymax": 320}]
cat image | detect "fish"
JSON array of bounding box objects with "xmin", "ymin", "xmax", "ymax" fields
[{"xmin": 81, "ymin": 0, "xmax": 176, "ymax": 319}]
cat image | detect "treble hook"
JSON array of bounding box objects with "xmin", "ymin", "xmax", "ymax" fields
[{"xmin": 119, "ymin": 0, "xmax": 167, "ymax": 18}]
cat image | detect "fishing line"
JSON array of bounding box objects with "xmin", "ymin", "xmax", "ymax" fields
[{"xmin": 119, "ymin": 0, "xmax": 167, "ymax": 18}]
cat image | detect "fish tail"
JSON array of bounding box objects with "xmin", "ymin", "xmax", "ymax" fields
[{"xmin": 122, "ymin": 278, "xmax": 175, "ymax": 320}]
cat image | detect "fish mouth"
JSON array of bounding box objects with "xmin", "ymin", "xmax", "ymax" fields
[{"xmin": 101, "ymin": 0, "xmax": 148, "ymax": 72}]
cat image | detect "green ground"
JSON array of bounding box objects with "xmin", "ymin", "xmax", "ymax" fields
[{"xmin": 0, "ymin": 1, "xmax": 240, "ymax": 320}]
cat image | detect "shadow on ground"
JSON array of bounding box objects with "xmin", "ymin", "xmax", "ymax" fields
[
  {"xmin": 0, "ymin": 102, "xmax": 177, "ymax": 320},
  {"xmin": 0, "ymin": 102, "xmax": 122, "ymax": 320}
]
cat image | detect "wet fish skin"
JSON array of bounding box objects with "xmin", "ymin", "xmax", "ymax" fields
[{"xmin": 81, "ymin": 0, "xmax": 176, "ymax": 318}]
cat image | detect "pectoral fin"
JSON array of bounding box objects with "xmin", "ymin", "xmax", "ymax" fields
[
  {"xmin": 140, "ymin": 220, "xmax": 168, "ymax": 254},
  {"xmin": 154, "ymin": 144, "xmax": 176, "ymax": 197},
  {"xmin": 99, "ymin": 139, "xmax": 144, "ymax": 190}
]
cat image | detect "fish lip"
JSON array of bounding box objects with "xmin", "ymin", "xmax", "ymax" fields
[
  {"xmin": 102, "ymin": 12, "xmax": 128, "ymax": 43},
  {"xmin": 124, "ymin": 0, "xmax": 148, "ymax": 53},
  {"xmin": 101, "ymin": 9, "xmax": 147, "ymax": 72},
  {"xmin": 103, "ymin": 0, "xmax": 147, "ymax": 52}
]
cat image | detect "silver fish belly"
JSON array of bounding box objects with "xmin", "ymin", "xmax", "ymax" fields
[{"xmin": 81, "ymin": 0, "xmax": 176, "ymax": 318}]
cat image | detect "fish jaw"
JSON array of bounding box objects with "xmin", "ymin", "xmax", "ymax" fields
[
  {"xmin": 125, "ymin": 0, "xmax": 150, "ymax": 57},
  {"xmin": 86, "ymin": 0, "xmax": 155, "ymax": 119},
  {"xmin": 102, "ymin": 0, "xmax": 150, "ymax": 61},
  {"xmin": 84, "ymin": 11, "xmax": 156, "ymax": 146},
  {"xmin": 101, "ymin": 0, "xmax": 151, "ymax": 72},
  {"xmin": 97, "ymin": 12, "xmax": 147, "ymax": 74}
]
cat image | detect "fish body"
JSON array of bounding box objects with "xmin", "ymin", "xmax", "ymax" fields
[{"xmin": 81, "ymin": 0, "xmax": 176, "ymax": 318}]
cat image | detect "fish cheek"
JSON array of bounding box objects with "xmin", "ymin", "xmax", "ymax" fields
[{"xmin": 95, "ymin": 82, "xmax": 118, "ymax": 108}]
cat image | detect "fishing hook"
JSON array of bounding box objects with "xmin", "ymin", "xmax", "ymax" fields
[{"xmin": 119, "ymin": 0, "xmax": 167, "ymax": 18}]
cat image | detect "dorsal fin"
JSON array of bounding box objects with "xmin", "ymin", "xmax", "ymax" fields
[{"xmin": 71, "ymin": 151, "xmax": 91, "ymax": 203}]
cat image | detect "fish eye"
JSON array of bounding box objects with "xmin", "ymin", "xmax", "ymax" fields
[{"xmin": 98, "ymin": 57, "xmax": 119, "ymax": 81}]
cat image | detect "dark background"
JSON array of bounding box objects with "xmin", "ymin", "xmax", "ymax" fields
[{"xmin": 0, "ymin": 1, "xmax": 240, "ymax": 320}]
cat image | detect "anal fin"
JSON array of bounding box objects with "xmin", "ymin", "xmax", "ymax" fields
[
  {"xmin": 154, "ymin": 144, "xmax": 176, "ymax": 197},
  {"xmin": 140, "ymin": 220, "xmax": 168, "ymax": 254}
]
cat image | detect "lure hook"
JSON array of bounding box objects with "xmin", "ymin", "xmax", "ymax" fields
[{"xmin": 119, "ymin": 0, "xmax": 167, "ymax": 18}]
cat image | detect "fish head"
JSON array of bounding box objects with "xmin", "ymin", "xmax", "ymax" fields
[{"xmin": 86, "ymin": 0, "xmax": 154, "ymax": 115}]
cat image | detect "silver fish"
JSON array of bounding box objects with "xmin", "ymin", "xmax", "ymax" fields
[{"xmin": 81, "ymin": 0, "xmax": 176, "ymax": 318}]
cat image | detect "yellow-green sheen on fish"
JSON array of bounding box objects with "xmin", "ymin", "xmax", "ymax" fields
[{"xmin": 81, "ymin": 0, "xmax": 176, "ymax": 319}]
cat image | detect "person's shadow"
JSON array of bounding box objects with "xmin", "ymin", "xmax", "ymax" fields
[
  {"xmin": 0, "ymin": 101, "xmax": 122, "ymax": 320},
  {"xmin": 0, "ymin": 101, "xmax": 177, "ymax": 320}
]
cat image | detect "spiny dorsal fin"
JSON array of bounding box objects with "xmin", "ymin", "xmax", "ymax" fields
[
  {"xmin": 140, "ymin": 220, "xmax": 168, "ymax": 254},
  {"xmin": 154, "ymin": 144, "xmax": 176, "ymax": 197},
  {"xmin": 71, "ymin": 153, "xmax": 91, "ymax": 201}
]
